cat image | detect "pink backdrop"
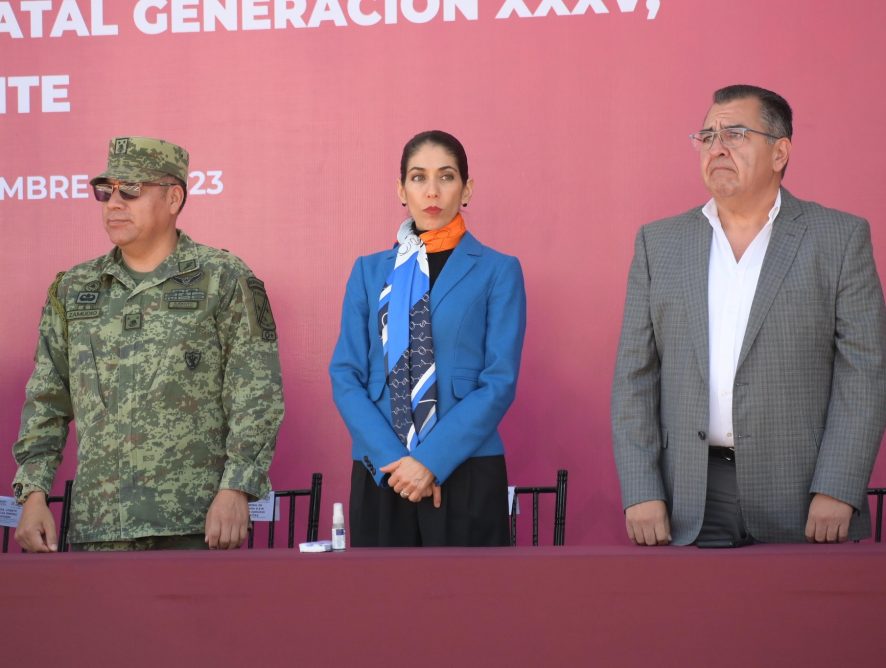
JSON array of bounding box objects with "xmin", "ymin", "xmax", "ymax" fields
[{"xmin": 2, "ymin": 0, "xmax": 885, "ymax": 545}]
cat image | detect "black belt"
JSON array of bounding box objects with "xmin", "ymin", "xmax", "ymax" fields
[{"xmin": 709, "ymin": 446, "xmax": 735, "ymax": 462}]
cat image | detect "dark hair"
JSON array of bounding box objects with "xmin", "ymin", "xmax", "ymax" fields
[
  {"xmin": 713, "ymin": 84, "xmax": 793, "ymax": 140},
  {"xmin": 399, "ymin": 130, "xmax": 469, "ymax": 183}
]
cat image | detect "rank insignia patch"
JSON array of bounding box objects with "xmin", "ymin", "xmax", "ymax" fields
[{"xmin": 184, "ymin": 351, "xmax": 202, "ymax": 370}]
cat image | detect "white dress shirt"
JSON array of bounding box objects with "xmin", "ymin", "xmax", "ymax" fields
[{"xmin": 704, "ymin": 191, "xmax": 781, "ymax": 446}]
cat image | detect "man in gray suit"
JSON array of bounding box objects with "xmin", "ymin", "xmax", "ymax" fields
[{"xmin": 612, "ymin": 84, "xmax": 886, "ymax": 546}]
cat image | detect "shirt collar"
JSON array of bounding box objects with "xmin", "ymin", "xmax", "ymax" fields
[
  {"xmin": 98, "ymin": 231, "xmax": 200, "ymax": 288},
  {"xmin": 702, "ymin": 189, "xmax": 782, "ymax": 232}
]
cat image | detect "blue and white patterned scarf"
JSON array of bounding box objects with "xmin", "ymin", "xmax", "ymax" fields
[{"xmin": 378, "ymin": 219, "xmax": 438, "ymax": 451}]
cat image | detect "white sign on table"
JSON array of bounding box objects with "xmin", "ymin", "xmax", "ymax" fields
[
  {"xmin": 0, "ymin": 496, "xmax": 23, "ymax": 528},
  {"xmin": 248, "ymin": 491, "xmax": 280, "ymax": 522}
]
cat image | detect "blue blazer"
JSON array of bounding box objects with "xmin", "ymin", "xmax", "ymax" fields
[{"xmin": 330, "ymin": 231, "xmax": 527, "ymax": 485}]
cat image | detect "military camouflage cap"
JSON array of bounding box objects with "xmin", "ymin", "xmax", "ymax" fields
[{"xmin": 89, "ymin": 136, "xmax": 189, "ymax": 186}]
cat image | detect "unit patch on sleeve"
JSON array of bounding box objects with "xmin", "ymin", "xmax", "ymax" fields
[{"xmin": 242, "ymin": 276, "xmax": 277, "ymax": 342}]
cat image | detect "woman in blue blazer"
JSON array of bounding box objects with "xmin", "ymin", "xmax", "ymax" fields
[{"xmin": 330, "ymin": 131, "xmax": 527, "ymax": 546}]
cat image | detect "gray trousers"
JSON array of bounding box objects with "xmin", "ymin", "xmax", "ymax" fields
[{"xmin": 696, "ymin": 451, "xmax": 756, "ymax": 547}]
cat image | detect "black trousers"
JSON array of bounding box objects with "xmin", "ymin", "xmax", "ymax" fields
[
  {"xmin": 697, "ymin": 449, "xmax": 756, "ymax": 547},
  {"xmin": 349, "ymin": 455, "xmax": 510, "ymax": 547}
]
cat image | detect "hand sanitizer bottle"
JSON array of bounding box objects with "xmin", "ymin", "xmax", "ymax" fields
[{"xmin": 332, "ymin": 502, "xmax": 346, "ymax": 551}]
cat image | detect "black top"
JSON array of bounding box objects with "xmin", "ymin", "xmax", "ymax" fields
[
  {"xmin": 427, "ymin": 248, "xmax": 454, "ymax": 289},
  {"xmin": 413, "ymin": 222, "xmax": 456, "ymax": 288}
]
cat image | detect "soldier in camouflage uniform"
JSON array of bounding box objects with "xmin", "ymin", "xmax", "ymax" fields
[{"xmin": 11, "ymin": 137, "xmax": 284, "ymax": 551}]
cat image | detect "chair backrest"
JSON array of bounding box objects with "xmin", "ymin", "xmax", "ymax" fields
[
  {"xmin": 46, "ymin": 480, "xmax": 74, "ymax": 553},
  {"xmin": 248, "ymin": 473, "xmax": 323, "ymax": 549},
  {"xmin": 2, "ymin": 480, "xmax": 73, "ymax": 554},
  {"xmin": 510, "ymin": 469, "xmax": 568, "ymax": 546},
  {"xmin": 869, "ymin": 488, "xmax": 885, "ymax": 543}
]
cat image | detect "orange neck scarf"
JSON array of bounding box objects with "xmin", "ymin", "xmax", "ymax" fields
[{"xmin": 419, "ymin": 213, "xmax": 466, "ymax": 253}]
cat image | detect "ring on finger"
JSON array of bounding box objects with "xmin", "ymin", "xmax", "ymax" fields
[{"xmin": 400, "ymin": 490, "xmax": 409, "ymax": 498}]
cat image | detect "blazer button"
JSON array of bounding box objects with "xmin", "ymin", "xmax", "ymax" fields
[{"xmin": 697, "ymin": 431, "xmax": 707, "ymax": 441}]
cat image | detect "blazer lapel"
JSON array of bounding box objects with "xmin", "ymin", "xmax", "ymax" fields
[
  {"xmin": 373, "ymin": 246, "xmax": 398, "ymax": 293},
  {"xmin": 736, "ymin": 189, "xmax": 807, "ymax": 370},
  {"xmin": 683, "ymin": 210, "xmax": 712, "ymax": 383},
  {"xmin": 430, "ymin": 232, "xmax": 482, "ymax": 314}
]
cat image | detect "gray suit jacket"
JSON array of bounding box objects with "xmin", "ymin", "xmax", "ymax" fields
[{"xmin": 611, "ymin": 188, "xmax": 886, "ymax": 544}]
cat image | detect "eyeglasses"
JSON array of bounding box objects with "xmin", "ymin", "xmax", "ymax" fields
[
  {"xmin": 689, "ymin": 127, "xmax": 783, "ymax": 151},
  {"xmin": 92, "ymin": 181, "xmax": 177, "ymax": 202}
]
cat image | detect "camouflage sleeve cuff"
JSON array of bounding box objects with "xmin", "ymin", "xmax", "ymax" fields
[
  {"xmin": 12, "ymin": 463, "xmax": 55, "ymax": 504},
  {"xmin": 220, "ymin": 456, "xmax": 271, "ymax": 502}
]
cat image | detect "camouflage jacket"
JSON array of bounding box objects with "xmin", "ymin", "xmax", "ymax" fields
[{"xmin": 12, "ymin": 232, "xmax": 284, "ymax": 543}]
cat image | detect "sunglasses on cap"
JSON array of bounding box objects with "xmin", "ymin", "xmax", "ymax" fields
[{"xmin": 92, "ymin": 180, "xmax": 178, "ymax": 202}]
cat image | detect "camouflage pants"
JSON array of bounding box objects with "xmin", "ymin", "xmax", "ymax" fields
[{"xmin": 70, "ymin": 534, "xmax": 209, "ymax": 551}]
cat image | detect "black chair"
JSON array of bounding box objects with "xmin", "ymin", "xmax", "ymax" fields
[
  {"xmin": 510, "ymin": 469, "xmax": 568, "ymax": 546},
  {"xmin": 868, "ymin": 487, "xmax": 885, "ymax": 543},
  {"xmin": 2, "ymin": 525, "xmax": 12, "ymax": 553},
  {"xmin": 248, "ymin": 473, "xmax": 322, "ymax": 549},
  {"xmin": 2, "ymin": 479, "xmax": 73, "ymax": 554},
  {"xmin": 46, "ymin": 480, "xmax": 74, "ymax": 552}
]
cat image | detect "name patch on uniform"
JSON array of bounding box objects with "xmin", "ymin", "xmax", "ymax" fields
[
  {"xmin": 67, "ymin": 308, "xmax": 100, "ymax": 320},
  {"xmin": 168, "ymin": 301, "xmax": 198, "ymax": 310}
]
